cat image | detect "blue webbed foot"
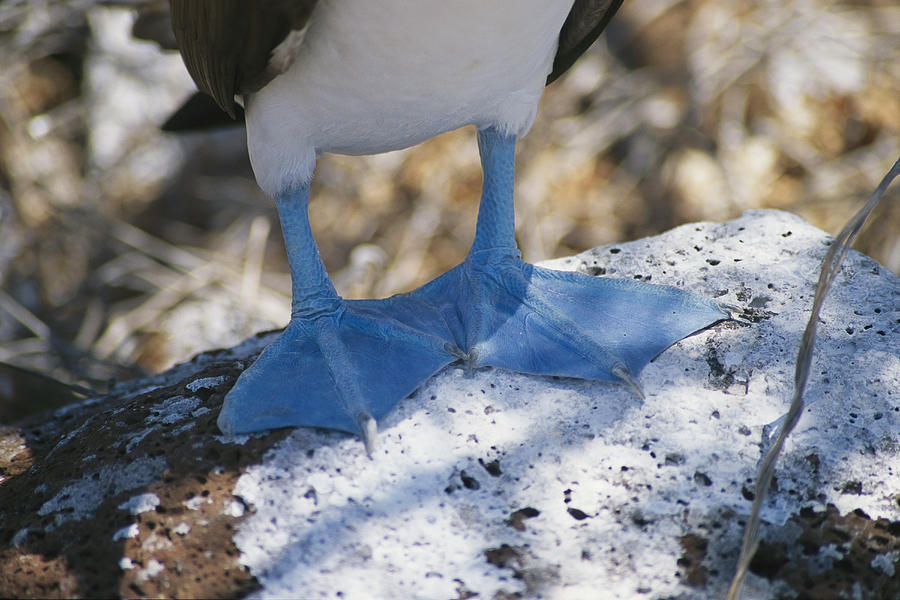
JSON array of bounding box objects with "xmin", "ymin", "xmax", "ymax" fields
[
  {"xmin": 411, "ymin": 248, "xmax": 728, "ymax": 386},
  {"xmin": 413, "ymin": 126, "xmax": 728, "ymax": 386},
  {"xmin": 217, "ymin": 182, "xmax": 459, "ymax": 453},
  {"xmin": 218, "ymin": 299, "xmax": 457, "ymax": 451}
]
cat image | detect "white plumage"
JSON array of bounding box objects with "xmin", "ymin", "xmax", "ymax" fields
[{"xmin": 245, "ymin": 0, "xmax": 576, "ymax": 196}]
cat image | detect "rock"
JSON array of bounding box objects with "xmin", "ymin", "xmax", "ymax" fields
[{"xmin": 1, "ymin": 210, "xmax": 898, "ymax": 599}]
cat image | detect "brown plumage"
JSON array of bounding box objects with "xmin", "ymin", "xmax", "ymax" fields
[{"xmin": 170, "ymin": 0, "xmax": 318, "ymax": 118}]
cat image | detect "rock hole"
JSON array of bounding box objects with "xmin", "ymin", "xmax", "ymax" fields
[
  {"xmin": 567, "ymin": 507, "xmax": 589, "ymax": 520},
  {"xmin": 479, "ymin": 458, "xmax": 501, "ymax": 477},
  {"xmin": 459, "ymin": 470, "xmax": 479, "ymax": 490}
]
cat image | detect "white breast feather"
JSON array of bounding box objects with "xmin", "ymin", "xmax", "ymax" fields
[{"xmin": 246, "ymin": 0, "xmax": 575, "ymax": 196}]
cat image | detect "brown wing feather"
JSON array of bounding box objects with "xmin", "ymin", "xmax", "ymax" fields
[
  {"xmin": 170, "ymin": 0, "xmax": 317, "ymax": 118},
  {"xmin": 549, "ymin": 0, "xmax": 624, "ymax": 84}
]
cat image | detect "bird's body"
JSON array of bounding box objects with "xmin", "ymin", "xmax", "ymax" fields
[
  {"xmin": 169, "ymin": 0, "xmax": 727, "ymax": 452},
  {"xmin": 247, "ymin": 0, "xmax": 573, "ymax": 195}
]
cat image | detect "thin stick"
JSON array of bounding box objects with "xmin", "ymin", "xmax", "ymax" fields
[
  {"xmin": 0, "ymin": 289, "xmax": 51, "ymax": 339},
  {"xmin": 726, "ymin": 155, "xmax": 900, "ymax": 600}
]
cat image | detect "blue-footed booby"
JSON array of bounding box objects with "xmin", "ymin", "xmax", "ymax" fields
[{"xmin": 169, "ymin": 0, "xmax": 728, "ymax": 453}]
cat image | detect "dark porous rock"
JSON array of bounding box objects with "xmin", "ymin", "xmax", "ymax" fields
[{"xmin": 0, "ymin": 345, "xmax": 288, "ymax": 598}]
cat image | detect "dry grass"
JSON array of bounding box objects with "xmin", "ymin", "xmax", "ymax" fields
[{"xmin": 0, "ymin": 0, "xmax": 898, "ymax": 390}]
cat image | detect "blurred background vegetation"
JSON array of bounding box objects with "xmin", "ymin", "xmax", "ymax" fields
[{"xmin": 1, "ymin": 0, "xmax": 898, "ymax": 396}]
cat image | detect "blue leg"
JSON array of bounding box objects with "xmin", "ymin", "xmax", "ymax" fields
[
  {"xmin": 217, "ymin": 183, "xmax": 458, "ymax": 452},
  {"xmin": 409, "ymin": 127, "xmax": 729, "ymax": 387}
]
